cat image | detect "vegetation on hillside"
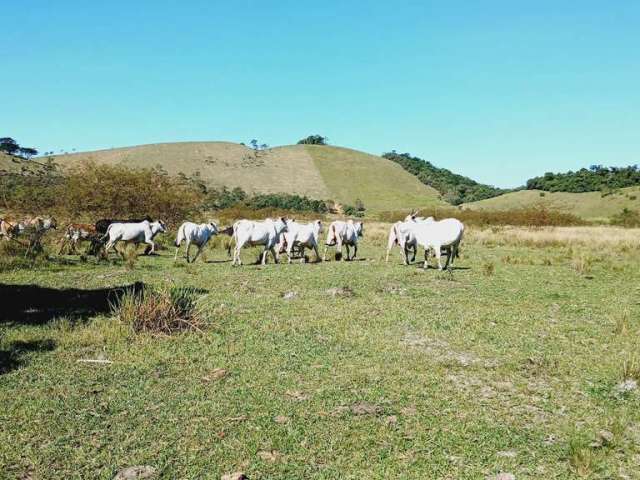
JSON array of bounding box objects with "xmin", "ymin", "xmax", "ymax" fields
[
  {"xmin": 525, "ymin": 164, "xmax": 640, "ymax": 192},
  {"xmin": 297, "ymin": 134, "xmax": 328, "ymax": 145},
  {"xmin": 1, "ymin": 161, "xmax": 330, "ymax": 221},
  {"xmin": 0, "ymin": 137, "xmax": 38, "ymax": 159},
  {"xmin": 382, "ymin": 151, "xmax": 507, "ymax": 205}
]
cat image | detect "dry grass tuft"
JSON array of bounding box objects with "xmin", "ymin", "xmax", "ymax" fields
[
  {"xmin": 469, "ymin": 226, "xmax": 640, "ymax": 250},
  {"xmin": 115, "ymin": 286, "xmax": 205, "ymax": 335},
  {"xmin": 482, "ymin": 261, "xmax": 495, "ymax": 276},
  {"xmin": 571, "ymin": 253, "xmax": 593, "ymax": 275}
]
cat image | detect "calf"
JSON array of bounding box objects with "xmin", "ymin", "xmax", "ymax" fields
[
  {"xmin": 58, "ymin": 223, "xmax": 98, "ymax": 255},
  {"xmin": 174, "ymin": 221, "xmax": 219, "ymax": 263},
  {"xmin": 323, "ymin": 219, "xmax": 364, "ymax": 261}
]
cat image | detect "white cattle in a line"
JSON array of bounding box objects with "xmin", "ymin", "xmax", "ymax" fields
[
  {"xmin": 232, "ymin": 217, "xmax": 288, "ymax": 266},
  {"xmin": 386, "ymin": 216, "xmax": 435, "ymax": 264},
  {"xmin": 323, "ymin": 219, "xmax": 364, "ymax": 261},
  {"xmin": 404, "ymin": 218, "xmax": 464, "ymax": 270},
  {"xmin": 103, "ymin": 220, "xmax": 166, "ymax": 256},
  {"xmin": 281, "ymin": 219, "xmax": 323, "ymax": 263},
  {"xmin": 174, "ymin": 221, "xmax": 219, "ymax": 263}
]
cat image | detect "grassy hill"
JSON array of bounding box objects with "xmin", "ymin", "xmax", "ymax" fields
[
  {"xmin": 48, "ymin": 142, "xmax": 445, "ymax": 213},
  {"xmin": 463, "ymin": 187, "xmax": 640, "ymax": 221},
  {"xmin": 0, "ymin": 152, "xmax": 52, "ymax": 176}
]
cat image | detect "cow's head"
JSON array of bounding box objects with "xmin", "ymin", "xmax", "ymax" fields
[
  {"xmin": 355, "ymin": 221, "xmax": 364, "ymax": 237},
  {"xmin": 314, "ymin": 220, "xmax": 323, "ymax": 233},
  {"xmin": 153, "ymin": 220, "xmax": 167, "ymax": 233},
  {"xmin": 275, "ymin": 217, "xmax": 288, "ymax": 233},
  {"xmin": 208, "ymin": 221, "xmax": 219, "ymax": 234}
]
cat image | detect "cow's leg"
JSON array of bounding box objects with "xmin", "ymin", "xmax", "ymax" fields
[
  {"xmin": 434, "ymin": 244, "xmax": 443, "ymax": 270},
  {"xmin": 191, "ymin": 244, "xmax": 204, "ymax": 263},
  {"xmin": 423, "ymin": 248, "xmax": 430, "ymax": 269},
  {"xmin": 174, "ymin": 242, "xmax": 181, "ymax": 261},
  {"xmin": 323, "ymin": 244, "xmax": 329, "ymax": 262},
  {"xmin": 312, "ymin": 244, "xmax": 321, "ymax": 262},
  {"xmin": 261, "ymin": 248, "xmax": 268, "ymax": 265},
  {"xmin": 352, "ymin": 243, "xmax": 358, "ymax": 260},
  {"xmin": 410, "ymin": 244, "xmax": 417, "ymax": 263},
  {"xmin": 270, "ymin": 247, "xmax": 279, "ymax": 264},
  {"xmin": 345, "ymin": 244, "xmax": 351, "ymax": 261}
]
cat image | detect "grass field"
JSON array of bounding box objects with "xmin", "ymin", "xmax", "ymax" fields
[
  {"xmin": 463, "ymin": 188, "xmax": 640, "ymax": 221},
  {"xmin": 2, "ymin": 225, "xmax": 640, "ymax": 478},
  {"xmin": 47, "ymin": 143, "xmax": 443, "ymax": 213}
]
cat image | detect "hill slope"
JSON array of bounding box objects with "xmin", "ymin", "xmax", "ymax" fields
[
  {"xmin": 463, "ymin": 187, "xmax": 640, "ymax": 220},
  {"xmin": 49, "ymin": 142, "xmax": 445, "ymax": 212},
  {"xmin": 0, "ymin": 152, "xmax": 52, "ymax": 176}
]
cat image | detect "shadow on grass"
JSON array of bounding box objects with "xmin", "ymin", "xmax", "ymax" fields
[
  {"xmin": 0, "ymin": 282, "xmax": 145, "ymax": 326},
  {"xmin": 0, "ymin": 338, "xmax": 56, "ymax": 375}
]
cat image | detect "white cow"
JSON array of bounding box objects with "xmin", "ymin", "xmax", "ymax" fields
[
  {"xmin": 103, "ymin": 220, "xmax": 166, "ymax": 256},
  {"xmin": 323, "ymin": 219, "xmax": 364, "ymax": 261},
  {"xmin": 406, "ymin": 218, "xmax": 465, "ymax": 270},
  {"xmin": 174, "ymin": 221, "xmax": 219, "ymax": 263},
  {"xmin": 232, "ymin": 217, "xmax": 288, "ymax": 266},
  {"xmin": 386, "ymin": 216, "xmax": 435, "ymax": 264},
  {"xmin": 281, "ymin": 219, "xmax": 323, "ymax": 263}
]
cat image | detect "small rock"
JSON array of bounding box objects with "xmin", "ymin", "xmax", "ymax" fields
[
  {"xmin": 202, "ymin": 368, "xmax": 228, "ymax": 382},
  {"xmin": 274, "ymin": 415, "xmax": 289, "ymax": 424},
  {"xmin": 282, "ymin": 291, "xmax": 297, "ymax": 300},
  {"xmin": 326, "ymin": 286, "xmax": 355, "ymax": 298},
  {"xmin": 351, "ymin": 402, "xmax": 382, "ymax": 416},
  {"xmin": 590, "ymin": 429, "xmax": 614, "ymax": 448},
  {"xmin": 257, "ymin": 450, "xmax": 281, "ymax": 462},
  {"xmin": 221, "ymin": 473, "xmax": 248, "ymax": 480},
  {"xmin": 384, "ymin": 415, "xmax": 398, "ymax": 425},
  {"xmin": 113, "ymin": 466, "xmax": 157, "ymax": 480},
  {"xmin": 488, "ymin": 474, "xmax": 515, "ymax": 480},
  {"xmin": 285, "ymin": 390, "xmax": 309, "ymax": 401},
  {"xmin": 616, "ymin": 379, "xmax": 638, "ymax": 394}
]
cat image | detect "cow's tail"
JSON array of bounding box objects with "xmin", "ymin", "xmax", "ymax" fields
[
  {"xmin": 175, "ymin": 223, "xmax": 185, "ymax": 247},
  {"xmin": 325, "ymin": 224, "xmax": 336, "ymax": 246},
  {"xmin": 101, "ymin": 224, "xmax": 113, "ymax": 242}
]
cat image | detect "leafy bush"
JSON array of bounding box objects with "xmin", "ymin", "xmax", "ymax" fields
[
  {"xmin": 245, "ymin": 193, "xmax": 328, "ymax": 213},
  {"xmin": 382, "ymin": 151, "xmax": 507, "ymax": 205}
]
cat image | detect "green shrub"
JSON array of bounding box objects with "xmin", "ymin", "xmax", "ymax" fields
[{"xmin": 610, "ymin": 208, "xmax": 640, "ymax": 227}]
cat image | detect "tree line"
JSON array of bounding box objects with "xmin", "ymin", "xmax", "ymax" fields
[
  {"xmin": 525, "ymin": 165, "xmax": 640, "ymax": 192},
  {"xmin": 382, "ymin": 151, "xmax": 507, "ymax": 205}
]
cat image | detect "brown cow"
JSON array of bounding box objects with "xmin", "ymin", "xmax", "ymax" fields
[{"xmin": 58, "ymin": 223, "xmax": 97, "ymax": 255}]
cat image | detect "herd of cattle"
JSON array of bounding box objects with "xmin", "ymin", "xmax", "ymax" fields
[{"xmin": 0, "ymin": 212, "xmax": 465, "ymax": 269}]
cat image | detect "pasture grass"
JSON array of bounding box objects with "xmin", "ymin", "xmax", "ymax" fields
[{"xmin": 1, "ymin": 225, "xmax": 640, "ymax": 478}]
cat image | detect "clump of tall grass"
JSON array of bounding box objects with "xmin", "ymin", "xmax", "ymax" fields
[
  {"xmin": 114, "ymin": 286, "xmax": 205, "ymax": 335},
  {"xmin": 571, "ymin": 253, "xmax": 593, "ymax": 275}
]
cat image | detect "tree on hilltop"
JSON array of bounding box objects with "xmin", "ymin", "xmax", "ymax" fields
[{"xmin": 297, "ymin": 135, "xmax": 328, "ymax": 145}]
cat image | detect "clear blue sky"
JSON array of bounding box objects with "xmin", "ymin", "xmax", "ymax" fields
[{"xmin": 3, "ymin": 1, "xmax": 639, "ymax": 187}]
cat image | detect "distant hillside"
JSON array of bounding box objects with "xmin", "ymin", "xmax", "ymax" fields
[
  {"xmin": 382, "ymin": 151, "xmax": 507, "ymax": 205},
  {"xmin": 463, "ymin": 187, "xmax": 640, "ymax": 221},
  {"xmin": 49, "ymin": 142, "xmax": 445, "ymax": 213}
]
